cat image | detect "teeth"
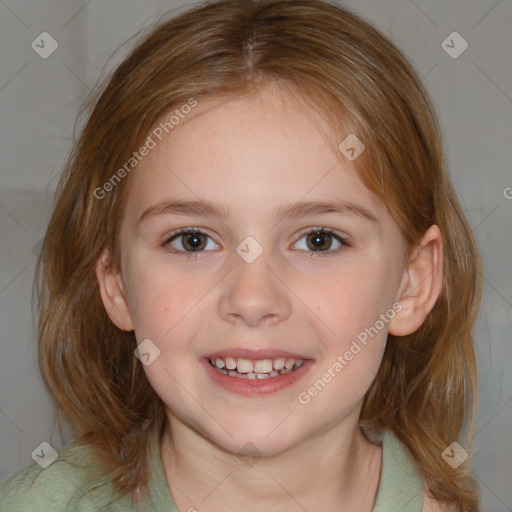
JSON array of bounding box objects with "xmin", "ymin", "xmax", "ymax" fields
[
  {"xmin": 254, "ymin": 359, "xmax": 273, "ymax": 373},
  {"xmin": 225, "ymin": 357, "xmax": 237, "ymax": 370},
  {"xmin": 284, "ymin": 359, "xmax": 295, "ymax": 369},
  {"xmin": 273, "ymin": 358, "xmax": 286, "ymax": 370},
  {"xmin": 236, "ymin": 358, "xmax": 254, "ymax": 373},
  {"xmin": 209, "ymin": 356, "xmax": 305, "ymax": 377}
]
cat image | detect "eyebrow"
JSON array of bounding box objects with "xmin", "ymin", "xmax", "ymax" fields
[{"xmin": 137, "ymin": 198, "xmax": 378, "ymax": 225}]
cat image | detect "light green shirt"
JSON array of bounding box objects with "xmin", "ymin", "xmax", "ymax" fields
[{"xmin": 0, "ymin": 429, "xmax": 423, "ymax": 511}]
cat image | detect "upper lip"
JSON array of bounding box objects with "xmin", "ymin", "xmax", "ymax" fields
[{"xmin": 204, "ymin": 348, "xmax": 312, "ymax": 360}]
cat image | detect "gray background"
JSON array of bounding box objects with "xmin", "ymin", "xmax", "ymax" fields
[{"xmin": 0, "ymin": 0, "xmax": 511, "ymax": 510}]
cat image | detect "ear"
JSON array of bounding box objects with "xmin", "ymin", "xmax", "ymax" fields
[
  {"xmin": 388, "ymin": 225, "xmax": 443, "ymax": 336},
  {"xmin": 95, "ymin": 249, "xmax": 134, "ymax": 331}
]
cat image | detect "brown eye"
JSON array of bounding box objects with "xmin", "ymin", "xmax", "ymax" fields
[
  {"xmin": 163, "ymin": 228, "xmax": 218, "ymax": 253},
  {"xmin": 293, "ymin": 228, "xmax": 349, "ymax": 257},
  {"xmin": 179, "ymin": 231, "xmax": 207, "ymax": 251},
  {"xmin": 306, "ymin": 230, "xmax": 334, "ymax": 251}
]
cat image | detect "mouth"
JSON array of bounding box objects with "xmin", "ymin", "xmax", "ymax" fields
[
  {"xmin": 202, "ymin": 349, "xmax": 314, "ymax": 395},
  {"xmin": 207, "ymin": 355, "xmax": 304, "ymax": 379}
]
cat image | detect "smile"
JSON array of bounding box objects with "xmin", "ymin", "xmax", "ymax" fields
[
  {"xmin": 207, "ymin": 356, "xmax": 304, "ymax": 379},
  {"xmin": 202, "ymin": 352, "xmax": 314, "ymax": 395}
]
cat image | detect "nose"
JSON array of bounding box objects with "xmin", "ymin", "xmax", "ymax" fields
[{"xmin": 218, "ymin": 249, "xmax": 292, "ymax": 328}]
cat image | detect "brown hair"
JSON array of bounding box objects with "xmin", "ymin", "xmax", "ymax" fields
[{"xmin": 35, "ymin": 0, "xmax": 483, "ymax": 509}]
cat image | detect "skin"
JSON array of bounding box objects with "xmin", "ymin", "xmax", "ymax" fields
[{"xmin": 96, "ymin": 83, "xmax": 443, "ymax": 511}]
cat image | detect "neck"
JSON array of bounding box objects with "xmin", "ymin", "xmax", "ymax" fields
[{"xmin": 160, "ymin": 411, "xmax": 382, "ymax": 512}]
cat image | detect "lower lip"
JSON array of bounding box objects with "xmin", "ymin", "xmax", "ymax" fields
[{"xmin": 201, "ymin": 358, "xmax": 314, "ymax": 395}]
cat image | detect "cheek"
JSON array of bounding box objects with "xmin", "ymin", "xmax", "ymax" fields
[
  {"xmin": 297, "ymin": 268, "xmax": 392, "ymax": 410},
  {"xmin": 127, "ymin": 259, "xmax": 215, "ymax": 348},
  {"xmin": 125, "ymin": 261, "xmax": 177, "ymax": 338},
  {"xmin": 301, "ymin": 261, "xmax": 392, "ymax": 345}
]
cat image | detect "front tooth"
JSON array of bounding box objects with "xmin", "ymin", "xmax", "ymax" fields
[
  {"xmin": 273, "ymin": 358, "xmax": 286, "ymax": 370},
  {"xmin": 284, "ymin": 358, "xmax": 296, "ymax": 369},
  {"xmin": 215, "ymin": 358, "xmax": 225, "ymax": 369},
  {"xmin": 236, "ymin": 358, "xmax": 254, "ymax": 373},
  {"xmin": 225, "ymin": 357, "xmax": 237, "ymax": 370},
  {"xmin": 254, "ymin": 359, "xmax": 273, "ymax": 373},
  {"xmin": 256, "ymin": 373, "xmax": 269, "ymax": 379}
]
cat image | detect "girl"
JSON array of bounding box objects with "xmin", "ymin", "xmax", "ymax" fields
[{"xmin": 0, "ymin": 0, "xmax": 482, "ymax": 510}]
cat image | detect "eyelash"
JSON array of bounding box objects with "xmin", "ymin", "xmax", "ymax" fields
[{"xmin": 161, "ymin": 227, "xmax": 350, "ymax": 259}]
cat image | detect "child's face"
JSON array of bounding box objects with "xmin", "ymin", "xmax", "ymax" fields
[{"xmin": 109, "ymin": 85, "xmax": 409, "ymax": 456}]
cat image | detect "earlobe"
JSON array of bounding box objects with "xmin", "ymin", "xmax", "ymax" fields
[
  {"xmin": 95, "ymin": 250, "xmax": 134, "ymax": 331},
  {"xmin": 388, "ymin": 225, "xmax": 443, "ymax": 337}
]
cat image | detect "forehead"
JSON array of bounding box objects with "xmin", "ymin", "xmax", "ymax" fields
[{"xmin": 123, "ymin": 85, "xmax": 388, "ymax": 223}]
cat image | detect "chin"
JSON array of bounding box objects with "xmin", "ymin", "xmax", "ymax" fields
[{"xmin": 204, "ymin": 418, "xmax": 304, "ymax": 458}]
